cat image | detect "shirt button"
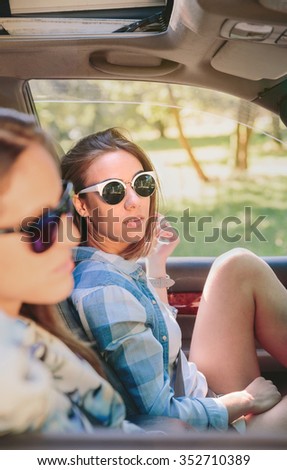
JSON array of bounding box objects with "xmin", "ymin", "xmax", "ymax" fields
[
  {"xmin": 162, "ymin": 335, "xmax": 167, "ymax": 341},
  {"xmin": 152, "ymin": 300, "xmax": 157, "ymax": 305}
]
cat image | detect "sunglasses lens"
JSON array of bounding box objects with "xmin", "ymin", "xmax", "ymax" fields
[
  {"xmin": 102, "ymin": 181, "xmax": 125, "ymax": 205},
  {"xmin": 19, "ymin": 181, "xmax": 73, "ymax": 253},
  {"xmin": 26, "ymin": 214, "xmax": 60, "ymax": 253},
  {"xmin": 134, "ymin": 173, "xmax": 156, "ymax": 197}
]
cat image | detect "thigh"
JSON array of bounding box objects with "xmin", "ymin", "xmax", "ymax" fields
[
  {"xmin": 245, "ymin": 396, "xmax": 287, "ymax": 434},
  {"xmin": 189, "ymin": 250, "xmax": 260, "ymax": 392}
]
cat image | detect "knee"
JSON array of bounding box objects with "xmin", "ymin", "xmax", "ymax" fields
[{"xmin": 211, "ymin": 248, "xmax": 261, "ymax": 281}]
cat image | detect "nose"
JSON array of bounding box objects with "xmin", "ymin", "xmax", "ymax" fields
[
  {"xmin": 124, "ymin": 184, "xmax": 141, "ymax": 210},
  {"xmin": 58, "ymin": 213, "xmax": 81, "ymax": 248}
]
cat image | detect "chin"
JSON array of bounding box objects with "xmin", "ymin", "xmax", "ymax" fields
[
  {"xmin": 120, "ymin": 233, "xmax": 145, "ymax": 244},
  {"xmin": 53, "ymin": 281, "xmax": 74, "ymax": 303},
  {"xmin": 35, "ymin": 278, "xmax": 74, "ymax": 305}
]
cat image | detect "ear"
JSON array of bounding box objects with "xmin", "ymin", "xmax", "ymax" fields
[{"xmin": 73, "ymin": 194, "xmax": 90, "ymax": 218}]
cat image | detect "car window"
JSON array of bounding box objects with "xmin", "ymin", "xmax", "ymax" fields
[{"xmin": 30, "ymin": 79, "xmax": 287, "ymax": 257}]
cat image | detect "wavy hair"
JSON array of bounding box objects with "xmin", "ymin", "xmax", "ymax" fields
[{"xmin": 61, "ymin": 127, "xmax": 158, "ymax": 260}]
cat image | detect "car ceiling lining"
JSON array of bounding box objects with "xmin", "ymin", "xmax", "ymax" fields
[
  {"xmin": 211, "ymin": 41, "xmax": 287, "ymax": 81},
  {"xmin": 0, "ymin": 0, "xmax": 287, "ymax": 118}
]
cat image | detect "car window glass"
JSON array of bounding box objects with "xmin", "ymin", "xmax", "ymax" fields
[{"xmin": 30, "ymin": 79, "xmax": 287, "ymax": 257}]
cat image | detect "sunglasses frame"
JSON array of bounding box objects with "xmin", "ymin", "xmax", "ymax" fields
[
  {"xmin": 0, "ymin": 181, "xmax": 74, "ymax": 253},
  {"xmin": 77, "ymin": 171, "xmax": 156, "ymax": 205}
]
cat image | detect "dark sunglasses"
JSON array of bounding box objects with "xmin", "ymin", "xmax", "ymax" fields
[
  {"xmin": 77, "ymin": 171, "xmax": 156, "ymax": 205},
  {"xmin": 0, "ymin": 181, "xmax": 74, "ymax": 253}
]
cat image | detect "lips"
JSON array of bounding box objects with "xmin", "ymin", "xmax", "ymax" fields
[{"xmin": 124, "ymin": 217, "xmax": 144, "ymax": 229}]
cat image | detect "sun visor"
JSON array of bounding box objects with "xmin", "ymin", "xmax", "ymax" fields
[
  {"xmin": 211, "ymin": 41, "xmax": 287, "ymax": 80},
  {"xmin": 0, "ymin": 0, "xmax": 173, "ymax": 37}
]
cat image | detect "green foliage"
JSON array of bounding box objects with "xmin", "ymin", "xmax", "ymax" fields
[
  {"xmin": 162, "ymin": 173, "xmax": 287, "ymax": 257},
  {"xmin": 150, "ymin": 140, "xmax": 287, "ymax": 256}
]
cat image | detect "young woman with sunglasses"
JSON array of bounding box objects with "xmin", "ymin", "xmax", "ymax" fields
[
  {"xmin": 0, "ymin": 110, "xmax": 141, "ymax": 435},
  {"xmin": 61, "ymin": 127, "xmax": 287, "ymax": 433}
]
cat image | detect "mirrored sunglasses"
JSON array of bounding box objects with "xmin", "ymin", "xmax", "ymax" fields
[{"xmin": 77, "ymin": 171, "xmax": 156, "ymax": 205}]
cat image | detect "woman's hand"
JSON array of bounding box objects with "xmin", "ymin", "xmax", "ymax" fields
[
  {"xmin": 145, "ymin": 213, "xmax": 180, "ymax": 302},
  {"xmin": 146, "ymin": 213, "xmax": 180, "ymax": 269},
  {"xmin": 243, "ymin": 376, "xmax": 282, "ymax": 415},
  {"xmin": 218, "ymin": 376, "xmax": 282, "ymax": 423}
]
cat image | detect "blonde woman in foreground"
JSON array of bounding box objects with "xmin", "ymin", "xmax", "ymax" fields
[{"xmin": 0, "ymin": 109, "xmax": 141, "ymax": 435}]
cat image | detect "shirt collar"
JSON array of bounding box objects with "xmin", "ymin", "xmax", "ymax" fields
[{"xmin": 73, "ymin": 246, "xmax": 146, "ymax": 281}]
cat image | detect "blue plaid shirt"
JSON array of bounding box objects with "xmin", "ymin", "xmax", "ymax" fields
[{"xmin": 69, "ymin": 246, "xmax": 228, "ymax": 431}]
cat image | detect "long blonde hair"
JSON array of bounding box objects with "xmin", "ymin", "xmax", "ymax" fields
[
  {"xmin": 0, "ymin": 108, "xmax": 103, "ymax": 375},
  {"xmin": 61, "ymin": 128, "xmax": 158, "ymax": 260}
]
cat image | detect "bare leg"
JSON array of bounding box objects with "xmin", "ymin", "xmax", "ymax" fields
[
  {"xmin": 189, "ymin": 248, "xmax": 287, "ymax": 394},
  {"xmin": 246, "ymin": 396, "xmax": 287, "ymax": 433}
]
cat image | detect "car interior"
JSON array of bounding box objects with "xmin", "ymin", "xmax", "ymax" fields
[{"xmin": 0, "ymin": 0, "xmax": 287, "ymax": 450}]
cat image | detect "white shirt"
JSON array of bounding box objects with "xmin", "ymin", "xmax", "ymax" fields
[{"xmin": 148, "ymin": 283, "xmax": 208, "ymax": 398}]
